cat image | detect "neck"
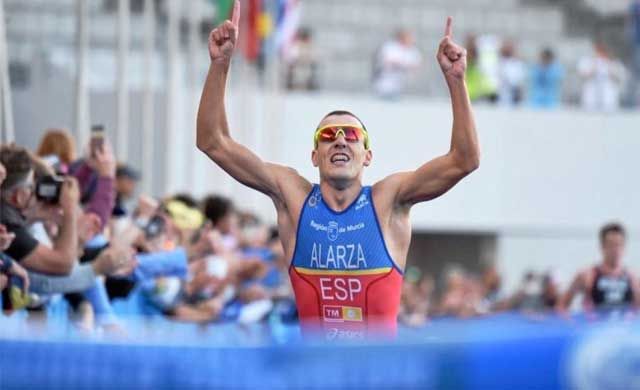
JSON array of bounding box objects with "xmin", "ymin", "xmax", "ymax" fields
[
  {"xmin": 319, "ymin": 180, "xmax": 362, "ymax": 212},
  {"xmin": 601, "ymin": 258, "xmax": 622, "ymax": 272}
]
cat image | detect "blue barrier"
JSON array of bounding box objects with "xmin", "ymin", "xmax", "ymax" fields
[{"xmin": 2, "ymin": 313, "xmax": 639, "ymax": 389}]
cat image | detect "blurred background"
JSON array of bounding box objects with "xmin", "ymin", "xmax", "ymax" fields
[{"xmin": 1, "ymin": 0, "xmax": 640, "ymax": 388}]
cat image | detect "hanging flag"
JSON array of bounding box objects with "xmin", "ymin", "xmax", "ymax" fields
[
  {"xmin": 242, "ymin": 0, "xmax": 261, "ymax": 61},
  {"xmin": 210, "ymin": 0, "xmax": 298, "ymax": 63},
  {"xmin": 211, "ymin": 0, "xmax": 235, "ymax": 25},
  {"xmin": 275, "ymin": 0, "xmax": 301, "ymax": 60}
]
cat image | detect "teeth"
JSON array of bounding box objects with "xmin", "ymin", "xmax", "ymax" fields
[{"xmin": 331, "ymin": 154, "xmax": 349, "ymax": 163}]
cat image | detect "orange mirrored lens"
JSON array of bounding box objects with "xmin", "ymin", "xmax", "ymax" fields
[{"xmin": 317, "ymin": 126, "xmax": 364, "ymax": 143}]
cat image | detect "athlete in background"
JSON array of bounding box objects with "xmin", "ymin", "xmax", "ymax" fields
[
  {"xmin": 197, "ymin": 0, "xmax": 479, "ymax": 339},
  {"xmin": 558, "ymin": 223, "xmax": 640, "ymax": 314}
]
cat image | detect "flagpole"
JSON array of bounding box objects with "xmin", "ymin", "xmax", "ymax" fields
[
  {"xmin": 0, "ymin": 0, "xmax": 12, "ymax": 144},
  {"xmin": 74, "ymin": 0, "xmax": 90, "ymax": 148},
  {"xmin": 186, "ymin": 0, "xmax": 200, "ymax": 194},
  {"xmin": 165, "ymin": 0, "xmax": 179, "ymax": 194},
  {"xmin": 142, "ymin": 0, "xmax": 156, "ymax": 194},
  {"xmin": 116, "ymin": 0, "xmax": 131, "ymax": 161}
]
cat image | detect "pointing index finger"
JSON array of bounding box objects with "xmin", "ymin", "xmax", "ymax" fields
[
  {"xmin": 231, "ymin": 0, "xmax": 240, "ymax": 28},
  {"xmin": 444, "ymin": 16, "xmax": 452, "ymax": 38}
]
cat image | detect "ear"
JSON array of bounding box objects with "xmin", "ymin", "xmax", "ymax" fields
[
  {"xmin": 363, "ymin": 149, "xmax": 373, "ymax": 167},
  {"xmin": 11, "ymin": 189, "xmax": 21, "ymax": 205},
  {"xmin": 311, "ymin": 149, "xmax": 319, "ymax": 167},
  {"xmin": 14, "ymin": 188, "xmax": 28, "ymax": 208}
]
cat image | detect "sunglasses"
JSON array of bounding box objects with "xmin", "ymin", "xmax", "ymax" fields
[{"xmin": 313, "ymin": 124, "xmax": 370, "ymax": 149}]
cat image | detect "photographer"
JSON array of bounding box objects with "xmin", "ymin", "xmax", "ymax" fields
[
  {"xmin": 0, "ymin": 145, "xmax": 78, "ymax": 275},
  {"xmin": 0, "ymin": 161, "xmax": 30, "ymax": 311}
]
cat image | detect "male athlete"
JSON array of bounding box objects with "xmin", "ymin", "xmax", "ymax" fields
[
  {"xmin": 197, "ymin": 1, "xmax": 479, "ymax": 339},
  {"xmin": 558, "ymin": 223, "xmax": 640, "ymax": 314}
]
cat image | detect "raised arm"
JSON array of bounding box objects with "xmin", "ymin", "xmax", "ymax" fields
[
  {"xmin": 196, "ymin": 1, "xmax": 303, "ymax": 202},
  {"xmin": 21, "ymin": 178, "xmax": 80, "ymax": 275},
  {"xmin": 379, "ymin": 18, "xmax": 480, "ymax": 207}
]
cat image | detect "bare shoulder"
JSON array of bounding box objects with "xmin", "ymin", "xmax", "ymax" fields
[
  {"xmin": 266, "ymin": 164, "xmax": 312, "ymax": 203},
  {"xmin": 626, "ymin": 268, "xmax": 640, "ymax": 283},
  {"xmin": 371, "ymin": 172, "xmax": 412, "ymax": 211},
  {"xmin": 265, "ymin": 164, "xmax": 312, "ymax": 262}
]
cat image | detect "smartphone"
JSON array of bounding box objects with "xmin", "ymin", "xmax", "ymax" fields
[
  {"xmin": 144, "ymin": 215, "xmax": 166, "ymax": 239},
  {"xmin": 90, "ymin": 124, "xmax": 105, "ymax": 157}
]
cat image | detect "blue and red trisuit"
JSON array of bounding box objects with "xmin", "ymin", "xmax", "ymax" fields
[{"xmin": 289, "ymin": 185, "xmax": 403, "ymax": 340}]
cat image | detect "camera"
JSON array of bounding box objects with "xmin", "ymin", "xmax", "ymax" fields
[
  {"xmin": 144, "ymin": 215, "xmax": 166, "ymax": 239},
  {"xmin": 35, "ymin": 175, "xmax": 65, "ymax": 204}
]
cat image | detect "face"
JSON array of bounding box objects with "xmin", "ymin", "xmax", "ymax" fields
[
  {"xmin": 116, "ymin": 177, "xmax": 137, "ymax": 199},
  {"xmin": 11, "ymin": 171, "xmax": 36, "ymax": 211},
  {"xmin": 602, "ymin": 231, "xmax": 625, "ymax": 266},
  {"xmin": 311, "ymin": 115, "xmax": 372, "ymax": 185},
  {"xmin": 398, "ymin": 31, "xmax": 415, "ymax": 47},
  {"xmin": 216, "ymin": 211, "xmax": 238, "ymax": 236},
  {"xmin": 447, "ymin": 272, "xmax": 465, "ymax": 291}
]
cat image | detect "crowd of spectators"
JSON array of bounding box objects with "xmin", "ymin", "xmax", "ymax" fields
[
  {"xmin": 408, "ymin": 33, "xmax": 628, "ymax": 111},
  {"xmin": 0, "ymin": 129, "xmax": 296, "ymax": 332},
  {"xmin": 287, "ymin": 0, "xmax": 640, "ymax": 111}
]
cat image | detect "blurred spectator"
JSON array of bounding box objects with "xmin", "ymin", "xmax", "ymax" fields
[
  {"xmin": 477, "ymin": 263, "xmax": 502, "ymax": 312},
  {"xmin": 558, "ymin": 222, "xmax": 640, "ymax": 314},
  {"xmin": 629, "ymin": 0, "xmax": 640, "ymax": 106},
  {"xmin": 202, "ymin": 195, "xmax": 238, "ymax": 251},
  {"xmin": 0, "ymin": 145, "xmax": 79, "ymax": 275},
  {"xmin": 68, "ymin": 139, "xmax": 117, "ymax": 230},
  {"xmin": 577, "ymin": 42, "xmax": 626, "ymax": 112},
  {"xmin": 35, "ymin": 128, "xmax": 76, "ymax": 174},
  {"xmin": 465, "ymin": 35, "xmax": 497, "ymax": 102},
  {"xmin": 1, "ymin": 227, "xmax": 31, "ymax": 308},
  {"xmin": 112, "ymin": 164, "xmax": 140, "ymax": 217},
  {"xmin": 399, "ymin": 266, "xmax": 432, "ymax": 327},
  {"xmin": 529, "ymin": 48, "xmax": 564, "ymax": 109},
  {"xmin": 497, "ymin": 40, "xmax": 526, "ymax": 106},
  {"xmin": 437, "ymin": 266, "xmax": 481, "ymax": 318},
  {"xmin": 284, "ymin": 27, "xmax": 319, "ymax": 91},
  {"xmin": 540, "ymin": 272, "xmax": 561, "ymax": 309},
  {"xmin": 373, "ymin": 29, "xmax": 422, "ymax": 99},
  {"xmin": 500, "ymin": 270, "xmax": 560, "ymax": 313},
  {"xmin": 36, "ymin": 129, "xmax": 76, "ymax": 173}
]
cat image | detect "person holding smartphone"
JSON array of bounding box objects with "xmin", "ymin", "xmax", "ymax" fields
[{"xmin": 69, "ymin": 128, "xmax": 117, "ymax": 231}]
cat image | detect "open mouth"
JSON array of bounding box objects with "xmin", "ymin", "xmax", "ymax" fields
[{"xmin": 330, "ymin": 153, "xmax": 350, "ymax": 164}]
